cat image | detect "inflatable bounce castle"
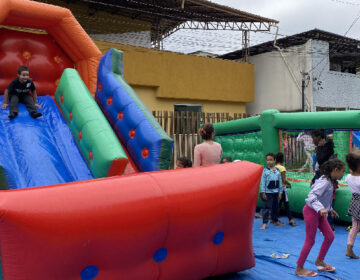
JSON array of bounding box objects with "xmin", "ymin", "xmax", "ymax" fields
[
  {"xmin": 213, "ymin": 109, "xmax": 360, "ymax": 223},
  {"xmin": 0, "ymin": 1, "xmax": 262, "ymax": 279}
]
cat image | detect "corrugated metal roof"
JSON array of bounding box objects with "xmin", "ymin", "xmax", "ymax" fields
[
  {"xmin": 219, "ymin": 29, "xmax": 360, "ymax": 60},
  {"xmin": 37, "ymin": 0, "xmax": 277, "ymax": 38}
]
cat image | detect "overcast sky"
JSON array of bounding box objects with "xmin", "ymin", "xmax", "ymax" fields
[{"xmin": 164, "ymin": 0, "xmax": 360, "ymax": 54}]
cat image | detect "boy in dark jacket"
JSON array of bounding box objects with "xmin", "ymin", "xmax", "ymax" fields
[
  {"xmin": 311, "ymin": 129, "xmax": 334, "ymax": 184},
  {"xmin": 1, "ymin": 65, "xmax": 42, "ymax": 119},
  {"xmin": 311, "ymin": 129, "xmax": 336, "ymax": 231}
]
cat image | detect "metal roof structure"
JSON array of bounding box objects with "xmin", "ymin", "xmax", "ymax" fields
[
  {"xmin": 73, "ymin": 0, "xmax": 278, "ymax": 36},
  {"xmin": 219, "ymin": 29, "xmax": 360, "ymax": 60},
  {"xmin": 35, "ymin": 0, "xmax": 278, "ymax": 58}
]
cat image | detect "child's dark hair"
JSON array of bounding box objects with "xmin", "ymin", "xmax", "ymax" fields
[
  {"xmin": 266, "ymin": 153, "xmax": 275, "ymax": 160},
  {"xmin": 221, "ymin": 157, "xmax": 232, "ymax": 163},
  {"xmin": 17, "ymin": 65, "xmax": 29, "ymax": 75},
  {"xmin": 198, "ymin": 123, "xmax": 214, "ymax": 140},
  {"xmin": 320, "ymin": 158, "xmax": 345, "ymax": 178},
  {"xmin": 311, "ymin": 129, "xmax": 325, "ymax": 139},
  {"xmin": 346, "ymin": 152, "xmax": 360, "ymax": 172},
  {"xmin": 177, "ymin": 157, "xmax": 192, "ymax": 168},
  {"xmin": 275, "ymin": 152, "xmax": 284, "ymax": 164}
]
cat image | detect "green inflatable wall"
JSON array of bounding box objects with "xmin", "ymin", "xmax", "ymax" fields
[
  {"xmin": 333, "ymin": 131, "xmax": 350, "ymax": 172},
  {"xmin": 0, "ymin": 166, "xmax": 9, "ymax": 190},
  {"xmin": 214, "ymin": 131, "xmax": 263, "ymax": 165},
  {"xmin": 55, "ymin": 69, "xmax": 128, "ymax": 178}
]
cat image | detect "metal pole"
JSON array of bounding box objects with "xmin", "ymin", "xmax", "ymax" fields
[
  {"xmin": 301, "ymin": 71, "xmax": 306, "ymax": 112},
  {"xmin": 242, "ymin": 30, "xmax": 250, "ymax": 62},
  {"xmin": 181, "ymin": 0, "xmax": 186, "ymax": 9}
]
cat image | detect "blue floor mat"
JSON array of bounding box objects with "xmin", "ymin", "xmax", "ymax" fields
[
  {"xmin": 0, "ymin": 95, "xmax": 93, "ymax": 188},
  {"xmin": 210, "ymin": 215, "xmax": 355, "ymax": 280}
]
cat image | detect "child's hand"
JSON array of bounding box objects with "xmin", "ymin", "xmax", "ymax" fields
[
  {"xmin": 330, "ymin": 209, "xmax": 339, "ymax": 218},
  {"xmin": 35, "ymin": 103, "xmax": 42, "ymax": 109},
  {"xmin": 261, "ymin": 193, "xmax": 267, "ymax": 200},
  {"xmin": 319, "ymin": 209, "xmax": 328, "ymax": 217},
  {"xmin": 278, "ymin": 194, "xmax": 282, "ymax": 201},
  {"xmin": 1, "ymin": 103, "xmax": 8, "ymax": 109}
]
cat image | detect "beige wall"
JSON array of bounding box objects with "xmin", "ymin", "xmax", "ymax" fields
[{"xmin": 246, "ymin": 41, "xmax": 313, "ymax": 114}]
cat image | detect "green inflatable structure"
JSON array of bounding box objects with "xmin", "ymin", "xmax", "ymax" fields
[
  {"xmin": 55, "ymin": 69, "xmax": 128, "ymax": 178},
  {"xmin": 214, "ymin": 109, "xmax": 360, "ymax": 223},
  {"xmin": 0, "ymin": 165, "xmax": 9, "ymax": 190}
]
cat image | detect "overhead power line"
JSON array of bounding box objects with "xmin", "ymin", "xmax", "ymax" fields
[{"xmin": 329, "ymin": 0, "xmax": 360, "ymax": 6}]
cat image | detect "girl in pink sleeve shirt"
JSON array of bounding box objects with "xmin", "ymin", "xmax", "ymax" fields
[
  {"xmin": 193, "ymin": 123, "xmax": 222, "ymax": 167},
  {"xmin": 296, "ymin": 159, "xmax": 345, "ymax": 277}
]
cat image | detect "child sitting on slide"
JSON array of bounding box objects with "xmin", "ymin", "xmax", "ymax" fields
[{"xmin": 1, "ymin": 65, "xmax": 42, "ymax": 119}]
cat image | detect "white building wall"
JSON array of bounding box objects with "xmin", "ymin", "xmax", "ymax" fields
[
  {"xmin": 244, "ymin": 41, "xmax": 313, "ymax": 115},
  {"xmin": 311, "ymin": 40, "xmax": 360, "ymax": 110}
]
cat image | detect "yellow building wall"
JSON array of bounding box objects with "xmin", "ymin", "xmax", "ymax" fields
[
  {"xmin": 95, "ymin": 40, "xmax": 253, "ymax": 114},
  {"xmin": 133, "ymin": 85, "xmax": 246, "ymax": 114}
]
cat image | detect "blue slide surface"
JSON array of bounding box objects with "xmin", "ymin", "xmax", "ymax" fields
[{"xmin": 0, "ymin": 96, "xmax": 93, "ymax": 189}]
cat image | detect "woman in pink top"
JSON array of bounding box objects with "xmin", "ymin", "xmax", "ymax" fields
[{"xmin": 193, "ymin": 123, "xmax": 222, "ymax": 167}]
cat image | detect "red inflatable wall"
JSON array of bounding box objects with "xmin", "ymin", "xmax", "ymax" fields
[
  {"xmin": 0, "ymin": 28, "xmax": 73, "ymax": 95},
  {"xmin": 0, "ymin": 161, "xmax": 262, "ymax": 280}
]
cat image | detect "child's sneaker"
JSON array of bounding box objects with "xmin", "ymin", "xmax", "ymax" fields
[
  {"xmin": 31, "ymin": 112, "xmax": 42, "ymax": 119},
  {"xmin": 8, "ymin": 112, "xmax": 17, "ymax": 119}
]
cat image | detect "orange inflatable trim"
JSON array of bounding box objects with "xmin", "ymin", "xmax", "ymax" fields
[
  {"xmin": 0, "ymin": 0, "xmax": 101, "ymax": 94},
  {"xmin": 0, "ymin": 162, "xmax": 262, "ymax": 279}
]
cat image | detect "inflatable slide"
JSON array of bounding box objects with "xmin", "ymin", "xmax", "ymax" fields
[
  {"xmin": 0, "ymin": 1, "xmax": 262, "ymax": 279},
  {"xmin": 0, "ymin": 27, "xmax": 127, "ymax": 186}
]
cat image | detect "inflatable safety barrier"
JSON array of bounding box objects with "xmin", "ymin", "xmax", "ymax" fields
[
  {"xmin": 0, "ymin": 161, "xmax": 262, "ymax": 280},
  {"xmin": 96, "ymin": 48, "xmax": 173, "ymax": 172},
  {"xmin": 55, "ymin": 69, "xmax": 128, "ymax": 178}
]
